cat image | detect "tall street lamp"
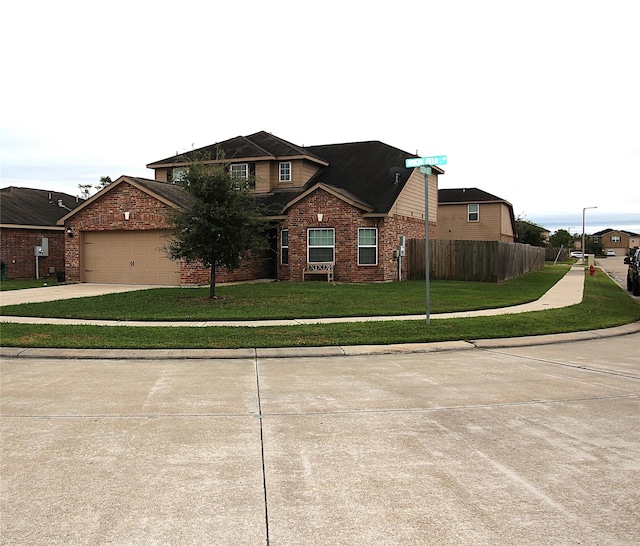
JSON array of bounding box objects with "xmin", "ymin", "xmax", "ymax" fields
[{"xmin": 582, "ymin": 206, "xmax": 597, "ymax": 264}]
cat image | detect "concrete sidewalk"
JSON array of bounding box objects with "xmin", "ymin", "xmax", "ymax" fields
[{"xmin": 1, "ymin": 266, "xmax": 586, "ymax": 328}]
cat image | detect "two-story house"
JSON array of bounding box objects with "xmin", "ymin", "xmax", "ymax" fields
[
  {"xmin": 589, "ymin": 229, "xmax": 640, "ymax": 256},
  {"xmin": 437, "ymin": 188, "xmax": 516, "ymax": 243},
  {"xmin": 59, "ymin": 132, "xmax": 443, "ymax": 285}
]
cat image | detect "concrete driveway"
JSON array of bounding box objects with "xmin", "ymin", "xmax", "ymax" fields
[{"xmin": 2, "ymin": 333, "xmax": 639, "ymax": 545}]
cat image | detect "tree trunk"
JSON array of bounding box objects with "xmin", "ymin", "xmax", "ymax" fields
[{"xmin": 209, "ymin": 265, "xmax": 216, "ymax": 298}]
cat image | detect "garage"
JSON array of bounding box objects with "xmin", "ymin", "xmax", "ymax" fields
[{"xmin": 82, "ymin": 230, "xmax": 180, "ymax": 285}]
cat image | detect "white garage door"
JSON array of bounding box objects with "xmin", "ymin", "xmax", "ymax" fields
[{"xmin": 83, "ymin": 231, "xmax": 180, "ymax": 285}]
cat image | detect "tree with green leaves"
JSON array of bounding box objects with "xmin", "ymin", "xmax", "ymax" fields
[
  {"xmin": 549, "ymin": 228, "xmax": 574, "ymax": 249},
  {"xmin": 166, "ymin": 161, "xmax": 269, "ymax": 298},
  {"xmin": 585, "ymin": 238, "xmax": 604, "ymax": 256},
  {"xmin": 97, "ymin": 176, "xmax": 112, "ymax": 190},
  {"xmin": 515, "ymin": 217, "xmax": 548, "ymax": 247}
]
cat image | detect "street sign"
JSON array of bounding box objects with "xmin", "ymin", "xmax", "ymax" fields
[
  {"xmin": 405, "ymin": 155, "xmax": 447, "ymax": 168},
  {"xmin": 419, "ymin": 166, "xmax": 432, "ymax": 175}
]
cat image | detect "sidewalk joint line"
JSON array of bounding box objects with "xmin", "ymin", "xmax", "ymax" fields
[{"xmin": 254, "ymin": 354, "xmax": 270, "ymax": 545}]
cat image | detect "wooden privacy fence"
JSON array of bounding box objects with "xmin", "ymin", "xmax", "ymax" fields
[{"xmin": 407, "ymin": 239, "xmax": 545, "ymax": 282}]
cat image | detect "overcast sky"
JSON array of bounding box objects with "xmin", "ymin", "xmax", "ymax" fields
[{"xmin": 2, "ymin": 0, "xmax": 638, "ymax": 235}]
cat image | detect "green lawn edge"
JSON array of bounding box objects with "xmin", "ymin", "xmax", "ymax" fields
[
  {"xmin": 1, "ymin": 266, "xmax": 570, "ymax": 321},
  {"xmin": 1, "ymin": 270, "xmax": 639, "ymax": 349}
]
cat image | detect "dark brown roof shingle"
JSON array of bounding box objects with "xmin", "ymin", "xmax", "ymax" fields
[{"xmin": 1, "ymin": 186, "xmax": 84, "ymax": 226}]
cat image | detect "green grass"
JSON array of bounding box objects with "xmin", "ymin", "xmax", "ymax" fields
[
  {"xmin": 0, "ymin": 266, "xmax": 568, "ymax": 320},
  {"xmin": 0, "ymin": 278, "xmax": 59, "ymax": 291},
  {"xmin": 1, "ymin": 269, "xmax": 638, "ymax": 349}
]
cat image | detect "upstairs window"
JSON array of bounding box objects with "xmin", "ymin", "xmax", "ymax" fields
[
  {"xmin": 468, "ymin": 203, "xmax": 479, "ymax": 222},
  {"xmin": 611, "ymin": 235, "xmax": 621, "ymax": 243},
  {"xmin": 308, "ymin": 228, "xmax": 335, "ymax": 263},
  {"xmin": 230, "ymin": 163, "xmax": 248, "ymax": 180},
  {"xmin": 280, "ymin": 162, "xmax": 291, "ymax": 182},
  {"xmin": 170, "ymin": 167, "xmax": 188, "ymax": 184},
  {"xmin": 281, "ymin": 229, "xmax": 289, "ymax": 265},
  {"xmin": 230, "ymin": 163, "xmax": 255, "ymax": 189},
  {"xmin": 358, "ymin": 228, "xmax": 378, "ymax": 265}
]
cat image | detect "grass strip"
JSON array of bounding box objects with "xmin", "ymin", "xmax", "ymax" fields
[{"xmin": 1, "ymin": 270, "xmax": 638, "ymax": 349}]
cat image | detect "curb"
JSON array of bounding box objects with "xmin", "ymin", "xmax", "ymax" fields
[{"xmin": 2, "ymin": 322, "xmax": 638, "ymax": 360}]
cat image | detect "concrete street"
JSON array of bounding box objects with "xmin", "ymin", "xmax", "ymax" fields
[
  {"xmin": 2, "ymin": 333, "xmax": 639, "ymax": 545},
  {"xmin": 600, "ymin": 255, "xmax": 640, "ymax": 304}
]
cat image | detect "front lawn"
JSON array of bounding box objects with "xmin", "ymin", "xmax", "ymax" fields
[
  {"xmin": 1, "ymin": 268, "xmax": 638, "ymax": 349},
  {"xmin": 0, "ymin": 278, "xmax": 59, "ymax": 291},
  {"xmin": 0, "ymin": 266, "xmax": 568, "ymax": 320}
]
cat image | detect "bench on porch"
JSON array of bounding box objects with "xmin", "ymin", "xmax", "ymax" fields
[{"xmin": 302, "ymin": 262, "xmax": 335, "ymax": 282}]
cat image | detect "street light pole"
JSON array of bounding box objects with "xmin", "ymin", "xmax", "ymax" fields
[{"xmin": 582, "ymin": 207, "xmax": 597, "ymax": 264}]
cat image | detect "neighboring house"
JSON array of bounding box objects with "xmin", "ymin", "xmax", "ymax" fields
[
  {"xmin": 437, "ymin": 188, "xmax": 516, "ymax": 242},
  {"xmin": 589, "ymin": 229, "xmax": 640, "ymax": 255},
  {"xmin": 0, "ymin": 187, "xmax": 84, "ymax": 279},
  {"xmin": 59, "ymin": 131, "xmax": 443, "ymax": 285}
]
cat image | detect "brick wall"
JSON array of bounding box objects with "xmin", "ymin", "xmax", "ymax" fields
[
  {"xmin": 0, "ymin": 228, "xmax": 66, "ymax": 279},
  {"xmin": 62, "ymin": 181, "xmax": 434, "ymax": 285},
  {"xmin": 63, "ymin": 181, "xmax": 268, "ymax": 284},
  {"xmin": 276, "ymin": 189, "xmax": 433, "ymax": 282},
  {"xmin": 180, "ymin": 250, "xmax": 273, "ymax": 285}
]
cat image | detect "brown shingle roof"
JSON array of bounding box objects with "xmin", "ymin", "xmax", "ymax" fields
[
  {"xmin": 146, "ymin": 132, "xmax": 445, "ymax": 215},
  {"xmin": 147, "ymin": 131, "xmax": 328, "ymax": 168},
  {"xmin": 1, "ymin": 186, "xmax": 84, "ymax": 226},
  {"xmin": 438, "ymin": 188, "xmax": 510, "ymax": 204}
]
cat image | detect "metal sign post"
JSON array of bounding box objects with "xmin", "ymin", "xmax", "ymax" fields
[
  {"xmin": 422, "ymin": 166, "xmax": 431, "ymax": 324},
  {"xmin": 405, "ymin": 155, "xmax": 448, "ymax": 324}
]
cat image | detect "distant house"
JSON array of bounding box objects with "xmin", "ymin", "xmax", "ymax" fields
[
  {"xmin": 59, "ymin": 132, "xmax": 444, "ymax": 285},
  {"xmin": 437, "ymin": 188, "xmax": 516, "ymax": 242},
  {"xmin": 589, "ymin": 229, "xmax": 640, "ymax": 255},
  {"xmin": 0, "ymin": 187, "xmax": 84, "ymax": 279}
]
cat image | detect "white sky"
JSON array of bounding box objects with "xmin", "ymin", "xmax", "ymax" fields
[{"xmin": 2, "ymin": 0, "xmax": 638, "ymax": 235}]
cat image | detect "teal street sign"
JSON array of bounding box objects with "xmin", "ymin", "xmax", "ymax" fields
[{"xmin": 405, "ymin": 155, "xmax": 448, "ymax": 168}]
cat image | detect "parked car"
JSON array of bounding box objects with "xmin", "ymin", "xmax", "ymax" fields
[
  {"xmin": 570, "ymin": 251, "xmax": 584, "ymax": 259},
  {"xmin": 606, "ymin": 250, "xmax": 616, "ymax": 256},
  {"xmin": 624, "ymin": 249, "xmax": 640, "ymax": 296}
]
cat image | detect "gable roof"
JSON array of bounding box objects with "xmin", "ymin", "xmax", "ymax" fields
[
  {"xmin": 58, "ymin": 176, "xmax": 194, "ymax": 224},
  {"xmin": 1, "ymin": 186, "xmax": 84, "ymax": 228},
  {"xmin": 590, "ymin": 228, "xmax": 640, "ymax": 237},
  {"xmin": 282, "ymin": 182, "xmax": 374, "ymax": 214},
  {"xmin": 146, "ymin": 131, "xmax": 329, "ymax": 168},
  {"xmin": 438, "ymin": 188, "xmax": 511, "ymax": 205}
]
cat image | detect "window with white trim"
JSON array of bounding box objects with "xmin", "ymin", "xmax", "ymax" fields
[
  {"xmin": 171, "ymin": 167, "xmax": 188, "ymax": 184},
  {"xmin": 468, "ymin": 203, "xmax": 479, "ymax": 222},
  {"xmin": 281, "ymin": 229, "xmax": 289, "ymax": 265},
  {"xmin": 230, "ymin": 163, "xmax": 248, "ymax": 180},
  {"xmin": 358, "ymin": 228, "xmax": 378, "ymax": 265},
  {"xmin": 279, "ymin": 162, "xmax": 291, "ymax": 182},
  {"xmin": 611, "ymin": 235, "xmax": 621, "ymax": 243},
  {"xmin": 307, "ymin": 228, "xmax": 335, "ymax": 263}
]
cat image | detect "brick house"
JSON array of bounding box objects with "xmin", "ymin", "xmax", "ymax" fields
[
  {"xmin": 59, "ymin": 132, "xmax": 443, "ymax": 285},
  {"xmin": 437, "ymin": 188, "xmax": 516, "ymax": 242},
  {"xmin": 0, "ymin": 187, "xmax": 84, "ymax": 279}
]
